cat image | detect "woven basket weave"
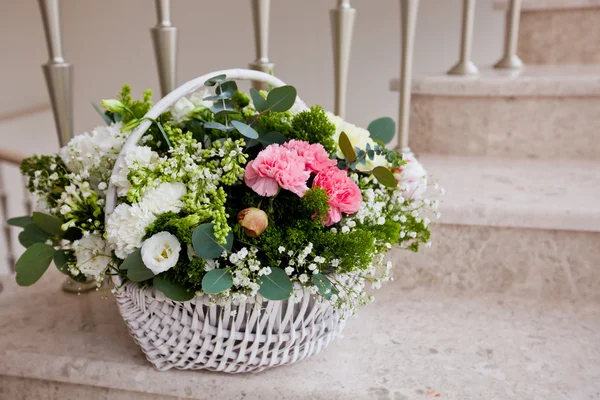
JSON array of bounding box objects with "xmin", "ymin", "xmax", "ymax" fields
[{"xmin": 106, "ymin": 69, "xmax": 348, "ymax": 372}]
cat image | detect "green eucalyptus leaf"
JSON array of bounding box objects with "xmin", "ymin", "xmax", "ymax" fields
[
  {"xmin": 123, "ymin": 249, "xmax": 155, "ymax": 282},
  {"xmin": 249, "ymin": 88, "xmax": 267, "ymax": 112},
  {"xmin": 7, "ymin": 216, "xmax": 33, "ymax": 228},
  {"xmin": 210, "ymin": 100, "xmax": 236, "ymax": 115},
  {"xmin": 153, "ymin": 275, "xmax": 196, "ymax": 301},
  {"xmin": 15, "ymin": 243, "xmax": 55, "ymax": 286},
  {"xmin": 367, "ymin": 117, "xmax": 396, "ymax": 144},
  {"xmin": 91, "ymin": 102, "xmax": 112, "ymax": 125},
  {"xmin": 372, "ymin": 166, "xmax": 398, "ymax": 188},
  {"xmin": 32, "ymin": 212, "xmax": 64, "ymax": 236},
  {"xmin": 339, "ymin": 131, "xmax": 357, "ymax": 163},
  {"xmin": 311, "ymin": 273, "xmax": 333, "ymax": 300},
  {"xmin": 216, "ymin": 81, "xmax": 238, "ymax": 96},
  {"xmin": 204, "ymin": 121, "xmax": 235, "ymax": 132},
  {"xmin": 192, "ymin": 223, "xmax": 233, "ymax": 259},
  {"xmin": 203, "ymin": 93, "xmax": 233, "ymax": 101},
  {"xmin": 204, "ymin": 74, "xmax": 227, "ymax": 86},
  {"xmin": 201, "ymin": 268, "xmax": 233, "ymax": 294},
  {"xmin": 53, "ymin": 249, "xmax": 83, "ymax": 281},
  {"xmin": 231, "ymin": 120, "xmax": 259, "ymax": 139},
  {"xmin": 264, "ymin": 86, "xmax": 297, "ymax": 113},
  {"xmin": 259, "ymin": 267, "xmax": 293, "ymax": 300},
  {"xmin": 18, "ymin": 224, "xmax": 51, "ymax": 248},
  {"xmin": 258, "ymin": 131, "xmax": 286, "ymax": 146},
  {"xmin": 156, "ymin": 121, "xmax": 173, "ymax": 148}
]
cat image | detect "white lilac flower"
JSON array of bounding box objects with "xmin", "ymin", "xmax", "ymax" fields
[
  {"xmin": 111, "ymin": 146, "xmax": 160, "ymax": 197},
  {"xmin": 73, "ymin": 234, "xmax": 111, "ymax": 279},
  {"xmin": 141, "ymin": 232, "xmax": 181, "ymax": 275}
]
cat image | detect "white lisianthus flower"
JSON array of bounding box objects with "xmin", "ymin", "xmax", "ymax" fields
[
  {"xmin": 327, "ymin": 112, "xmax": 388, "ymax": 171},
  {"xmin": 393, "ymin": 154, "xmax": 428, "ymax": 200},
  {"xmin": 73, "ymin": 234, "xmax": 111, "ymax": 279},
  {"xmin": 111, "ymin": 146, "xmax": 160, "ymax": 197},
  {"xmin": 141, "ymin": 232, "xmax": 181, "ymax": 275},
  {"xmin": 189, "ymin": 89, "xmax": 212, "ymax": 109},
  {"xmin": 170, "ymin": 97, "xmax": 196, "ymax": 124}
]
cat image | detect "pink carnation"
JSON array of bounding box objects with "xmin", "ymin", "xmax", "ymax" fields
[
  {"xmin": 245, "ymin": 144, "xmax": 310, "ymax": 197},
  {"xmin": 312, "ymin": 167, "xmax": 362, "ymax": 226},
  {"xmin": 283, "ymin": 140, "xmax": 336, "ymax": 173}
]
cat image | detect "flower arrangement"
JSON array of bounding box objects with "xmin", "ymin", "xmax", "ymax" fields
[{"xmin": 10, "ymin": 74, "xmax": 441, "ymax": 315}]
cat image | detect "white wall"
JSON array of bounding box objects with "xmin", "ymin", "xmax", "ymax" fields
[{"xmin": 0, "ymin": 0, "xmax": 504, "ymax": 274}]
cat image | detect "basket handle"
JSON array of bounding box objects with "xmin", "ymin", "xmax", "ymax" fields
[{"xmin": 105, "ymin": 69, "xmax": 307, "ymax": 216}]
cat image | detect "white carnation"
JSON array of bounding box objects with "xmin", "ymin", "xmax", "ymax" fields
[
  {"xmin": 73, "ymin": 234, "xmax": 111, "ymax": 279},
  {"xmin": 106, "ymin": 182, "xmax": 186, "ymax": 259},
  {"xmin": 60, "ymin": 122, "xmax": 125, "ymax": 179},
  {"xmin": 393, "ymin": 154, "xmax": 428, "ymax": 200},
  {"xmin": 141, "ymin": 232, "xmax": 181, "ymax": 275},
  {"xmin": 111, "ymin": 146, "xmax": 160, "ymax": 197}
]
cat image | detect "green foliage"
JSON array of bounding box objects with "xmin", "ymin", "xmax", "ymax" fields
[
  {"xmin": 338, "ymin": 131, "xmax": 357, "ymax": 162},
  {"xmin": 15, "ymin": 243, "xmax": 54, "ymax": 286},
  {"xmin": 367, "ymin": 117, "xmax": 396, "ymax": 144},
  {"xmin": 153, "ymin": 275, "xmax": 196, "ymax": 301},
  {"xmin": 20, "ymin": 155, "xmax": 69, "ymax": 209},
  {"xmin": 116, "ymin": 84, "xmax": 153, "ymax": 124},
  {"xmin": 255, "ymin": 111, "xmax": 294, "ymax": 138},
  {"xmin": 7, "ymin": 216, "xmax": 33, "ymax": 228},
  {"xmin": 192, "ymin": 223, "xmax": 233, "ymax": 258},
  {"xmin": 290, "ymin": 105, "xmax": 336, "ymax": 154},
  {"xmin": 145, "ymin": 212, "xmax": 200, "ymax": 244},
  {"xmin": 231, "ymin": 91, "xmax": 250, "ymax": 109},
  {"xmin": 32, "ymin": 212, "xmax": 64, "ymax": 236},
  {"xmin": 300, "ymin": 188, "xmax": 329, "ymax": 223},
  {"xmin": 259, "ymin": 267, "xmax": 293, "ymax": 300},
  {"xmin": 161, "ymin": 256, "xmax": 206, "ymax": 290},
  {"xmin": 372, "ymin": 166, "xmax": 397, "ymax": 188},
  {"xmin": 122, "ymin": 249, "xmax": 155, "ymax": 282},
  {"xmin": 18, "ymin": 223, "xmax": 50, "ymax": 248},
  {"xmin": 202, "ymin": 268, "xmax": 233, "ymax": 294}
]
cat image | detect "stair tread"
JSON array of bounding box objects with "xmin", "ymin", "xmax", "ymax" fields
[
  {"xmin": 0, "ymin": 270, "xmax": 598, "ymax": 399},
  {"xmin": 390, "ymin": 65, "xmax": 600, "ymax": 96},
  {"xmin": 421, "ymin": 154, "xmax": 600, "ymax": 232},
  {"xmin": 494, "ymin": 0, "xmax": 600, "ymax": 11}
]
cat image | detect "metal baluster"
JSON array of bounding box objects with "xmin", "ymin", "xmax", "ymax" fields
[
  {"xmin": 22, "ymin": 177, "xmax": 32, "ymax": 216},
  {"xmin": 38, "ymin": 0, "xmax": 73, "ymax": 147},
  {"xmin": 396, "ymin": 0, "xmax": 420, "ymax": 154},
  {"xmin": 448, "ymin": 0, "xmax": 479, "ymax": 76},
  {"xmin": 151, "ymin": 0, "xmax": 178, "ymax": 97},
  {"xmin": 0, "ymin": 166, "xmax": 15, "ymax": 273},
  {"xmin": 249, "ymin": 0, "xmax": 274, "ymax": 90},
  {"xmin": 494, "ymin": 0, "xmax": 523, "ymax": 69},
  {"xmin": 330, "ymin": 0, "xmax": 356, "ymax": 118}
]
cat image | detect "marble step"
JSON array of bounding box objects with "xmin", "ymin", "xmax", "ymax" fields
[
  {"xmin": 391, "ymin": 154, "xmax": 600, "ymax": 302},
  {"xmin": 494, "ymin": 0, "xmax": 600, "ymax": 64},
  {"xmin": 1, "ymin": 270, "xmax": 599, "ymax": 400},
  {"xmin": 390, "ymin": 65, "xmax": 600, "ymax": 159}
]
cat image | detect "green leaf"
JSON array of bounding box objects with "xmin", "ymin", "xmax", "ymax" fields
[
  {"xmin": 18, "ymin": 224, "xmax": 51, "ymax": 248},
  {"xmin": 367, "ymin": 117, "xmax": 396, "ymax": 144},
  {"xmin": 250, "ymin": 88, "xmax": 267, "ymax": 112},
  {"xmin": 259, "ymin": 267, "xmax": 293, "ymax": 300},
  {"xmin": 264, "ymin": 86, "xmax": 297, "ymax": 113},
  {"xmin": 153, "ymin": 275, "xmax": 196, "ymax": 301},
  {"xmin": 62, "ymin": 227, "xmax": 83, "ymax": 242},
  {"xmin": 338, "ymin": 131, "xmax": 357, "ymax": 162},
  {"xmin": 204, "ymin": 121, "xmax": 234, "ymax": 132},
  {"xmin": 32, "ymin": 212, "xmax": 64, "ymax": 236},
  {"xmin": 258, "ymin": 131, "xmax": 286, "ymax": 146},
  {"xmin": 201, "ymin": 268, "xmax": 233, "ymax": 294},
  {"xmin": 91, "ymin": 102, "xmax": 112, "ymax": 125},
  {"xmin": 15, "ymin": 243, "xmax": 55, "ymax": 286},
  {"xmin": 204, "ymin": 74, "xmax": 227, "ymax": 87},
  {"xmin": 216, "ymin": 81, "xmax": 238, "ymax": 96},
  {"xmin": 156, "ymin": 121, "xmax": 173, "ymax": 148},
  {"xmin": 7, "ymin": 216, "xmax": 33, "ymax": 228},
  {"xmin": 123, "ymin": 249, "xmax": 155, "ymax": 282},
  {"xmin": 231, "ymin": 120, "xmax": 259, "ymax": 139},
  {"xmin": 372, "ymin": 166, "xmax": 398, "ymax": 188},
  {"xmin": 210, "ymin": 99, "xmax": 236, "ymax": 115},
  {"xmin": 312, "ymin": 273, "xmax": 333, "ymax": 300},
  {"xmin": 192, "ymin": 223, "xmax": 233, "ymax": 259}
]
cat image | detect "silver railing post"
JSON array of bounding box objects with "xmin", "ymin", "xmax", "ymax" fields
[
  {"xmin": 330, "ymin": 0, "xmax": 356, "ymax": 118},
  {"xmin": 249, "ymin": 0, "xmax": 275, "ymax": 90},
  {"xmin": 494, "ymin": 0, "xmax": 523, "ymax": 69},
  {"xmin": 0, "ymin": 167, "xmax": 15, "ymax": 273},
  {"xmin": 397, "ymin": 0, "xmax": 420, "ymax": 154},
  {"xmin": 448, "ymin": 0, "xmax": 479, "ymax": 75},
  {"xmin": 38, "ymin": 0, "xmax": 73, "ymax": 147},
  {"xmin": 151, "ymin": 0, "xmax": 178, "ymax": 97}
]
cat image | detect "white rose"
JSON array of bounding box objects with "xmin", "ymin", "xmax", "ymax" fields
[
  {"xmin": 73, "ymin": 234, "xmax": 111, "ymax": 279},
  {"xmin": 393, "ymin": 154, "xmax": 428, "ymax": 199},
  {"xmin": 170, "ymin": 97, "xmax": 196, "ymax": 124},
  {"xmin": 141, "ymin": 232, "xmax": 181, "ymax": 275}
]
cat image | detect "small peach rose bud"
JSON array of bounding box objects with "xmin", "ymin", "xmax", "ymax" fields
[{"xmin": 237, "ymin": 208, "xmax": 268, "ymax": 237}]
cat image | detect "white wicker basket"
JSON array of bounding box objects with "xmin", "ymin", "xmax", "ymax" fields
[{"xmin": 106, "ymin": 69, "xmax": 348, "ymax": 373}]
